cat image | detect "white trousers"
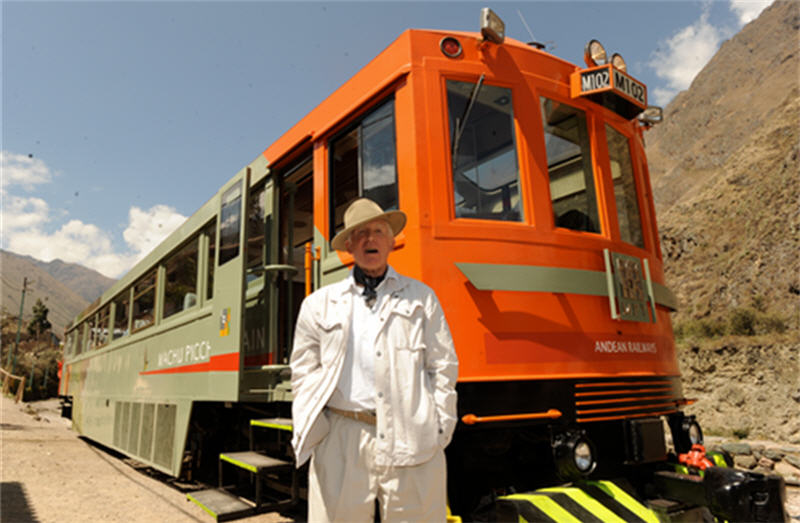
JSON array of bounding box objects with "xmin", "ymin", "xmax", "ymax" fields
[{"xmin": 308, "ymin": 410, "xmax": 447, "ymax": 522}]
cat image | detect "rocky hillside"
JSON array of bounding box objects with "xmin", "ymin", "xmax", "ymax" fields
[
  {"xmin": 0, "ymin": 250, "xmax": 113, "ymax": 336},
  {"xmin": 646, "ymin": 0, "xmax": 800, "ymax": 329},
  {"xmin": 678, "ymin": 334, "xmax": 799, "ymax": 443},
  {"xmin": 28, "ymin": 256, "xmax": 115, "ymax": 304},
  {"xmin": 645, "ymin": 1, "xmax": 800, "ymax": 445}
]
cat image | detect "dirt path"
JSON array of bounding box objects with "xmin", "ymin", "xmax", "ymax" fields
[
  {"xmin": 2, "ymin": 395, "xmax": 797, "ymax": 521},
  {"xmin": 0, "ymin": 396, "xmax": 293, "ymax": 523}
]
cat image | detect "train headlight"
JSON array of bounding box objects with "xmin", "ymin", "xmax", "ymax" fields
[
  {"xmin": 574, "ymin": 440, "xmax": 595, "ymax": 473},
  {"xmin": 480, "ymin": 7, "xmax": 505, "ymax": 44},
  {"xmin": 638, "ymin": 106, "xmax": 663, "ymax": 126},
  {"xmin": 611, "ymin": 52, "xmax": 627, "ymax": 72},
  {"xmin": 684, "ymin": 418, "xmax": 704, "ymax": 446},
  {"xmin": 553, "ymin": 431, "xmax": 597, "ymax": 480},
  {"xmin": 584, "ymin": 39, "xmax": 607, "ymax": 67},
  {"xmin": 669, "ymin": 413, "xmax": 703, "ymax": 453}
]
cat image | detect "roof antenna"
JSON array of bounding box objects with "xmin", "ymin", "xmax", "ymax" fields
[{"xmin": 517, "ymin": 9, "xmax": 549, "ymax": 51}]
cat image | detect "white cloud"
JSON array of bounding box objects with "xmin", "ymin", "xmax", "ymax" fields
[
  {"xmin": 1, "ymin": 151, "xmax": 53, "ymax": 190},
  {"xmin": 729, "ymin": 0, "xmax": 772, "ymax": 25},
  {"xmin": 123, "ymin": 205, "xmax": 188, "ymax": 264},
  {"xmin": 2, "ymin": 195, "xmax": 50, "ymax": 230},
  {"xmin": 648, "ymin": 7, "xmax": 731, "ymax": 105},
  {"xmin": 1, "ymin": 150, "xmax": 186, "ymax": 278}
]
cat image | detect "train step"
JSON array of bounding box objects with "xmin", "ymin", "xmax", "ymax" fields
[
  {"xmin": 187, "ymin": 488, "xmax": 255, "ymax": 522},
  {"xmin": 250, "ymin": 417, "xmax": 293, "ymax": 431},
  {"xmin": 220, "ymin": 451, "xmax": 292, "ymax": 474}
]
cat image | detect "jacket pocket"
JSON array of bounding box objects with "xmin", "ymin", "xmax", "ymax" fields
[
  {"xmin": 385, "ymin": 301, "xmax": 424, "ymax": 349},
  {"xmin": 318, "ymin": 319, "xmax": 344, "ymax": 368}
]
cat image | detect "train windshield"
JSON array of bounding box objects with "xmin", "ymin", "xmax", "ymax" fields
[
  {"xmin": 447, "ymin": 79, "xmax": 522, "ymax": 221},
  {"xmin": 540, "ymin": 98, "xmax": 601, "ymax": 234}
]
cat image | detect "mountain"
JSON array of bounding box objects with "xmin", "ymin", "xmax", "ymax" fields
[
  {"xmin": 645, "ymin": 0, "xmax": 800, "ymax": 329},
  {"xmin": 0, "ymin": 250, "xmax": 114, "ymax": 336},
  {"xmin": 28, "ymin": 256, "xmax": 115, "ymax": 303}
]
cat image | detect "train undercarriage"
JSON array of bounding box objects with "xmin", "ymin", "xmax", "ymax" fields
[{"xmin": 166, "ymin": 398, "xmax": 787, "ymax": 522}]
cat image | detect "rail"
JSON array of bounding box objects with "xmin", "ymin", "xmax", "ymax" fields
[{"xmin": 1, "ymin": 367, "xmax": 26, "ymax": 403}]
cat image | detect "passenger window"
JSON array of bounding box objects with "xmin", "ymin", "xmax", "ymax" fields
[
  {"xmin": 606, "ymin": 125, "xmax": 644, "ymax": 248},
  {"xmin": 73, "ymin": 325, "xmax": 83, "ymax": 355},
  {"xmin": 540, "ymin": 98, "xmax": 600, "ymax": 233},
  {"xmin": 204, "ymin": 221, "xmax": 216, "ymax": 300},
  {"xmin": 163, "ymin": 237, "xmax": 199, "ymax": 319},
  {"xmin": 447, "ymin": 80, "xmax": 522, "ymax": 221},
  {"xmin": 113, "ymin": 292, "xmax": 130, "ymax": 340},
  {"xmin": 330, "ymin": 98, "xmax": 398, "ymax": 239},
  {"xmin": 95, "ymin": 305, "xmax": 110, "ymax": 347},
  {"xmin": 65, "ymin": 329, "xmax": 77, "ymax": 356},
  {"xmin": 132, "ymin": 270, "xmax": 156, "ymax": 332},
  {"xmin": 219, "ymin": 185, "xmax": 242, "ymax": 265},
  {"xmin": 246, "ymin": 183, "xmax": 268, "ymax": 275},
  {"xmin": 86, "ymin": 315, "xmax": 98, "ymax": 350}
]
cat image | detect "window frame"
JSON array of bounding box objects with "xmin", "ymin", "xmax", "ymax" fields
[
  {"xmin": 131, "ymin": 269, "xmax": 157, "ymax": 334},
  {"xmin": 445, "ymin": 77, "xmax": 524, "ymax": 223},
  {"xmin": 161, "ymin": 234, "xmax": 201, "ymax": 321},
  {"xmin": 327, "ymin": 95, "xmax": 399, "ymax": 244},
  {"xmin": 604, "ymin": 121, "xmax": 646, "ymax": 249}
]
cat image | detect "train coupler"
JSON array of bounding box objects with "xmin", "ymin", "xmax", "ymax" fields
[{"xmin": 653, "ymin": 466, "xmax": 788, "ymax": 522}]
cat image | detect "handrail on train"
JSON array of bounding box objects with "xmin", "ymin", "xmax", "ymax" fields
[{"xmin": 304, "ymin": 243, "xmax": 321, "ymax": 297}]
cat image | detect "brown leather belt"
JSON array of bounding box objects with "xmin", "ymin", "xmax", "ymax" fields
[{"xmin": 327, "ymin": 406, "xmax": 377, "ymax": 426}]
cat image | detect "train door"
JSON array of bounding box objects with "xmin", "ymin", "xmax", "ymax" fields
[
  {"xmin": 213, "ymin": 169, "xmax": 249, "ymax": 401},
  {"xmin": 239, "ymin": 154, "xmax": 312, "ymax": 401},
  {"xmin": 276, "ymin": 156, "xmax": 314, "ymax": 361}
]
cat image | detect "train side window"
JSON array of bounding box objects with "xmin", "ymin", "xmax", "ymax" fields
[
  {"xmin": 606, "ymin": 125, "xmax": 644, "ymax": 248},
  {"xmin": 219, "ymin": 184, "xmax": 242, "ymax": 266},
  {"xmin": 65, "ymin": 330, "xmax": 75, "ymax": 357},
  {"xmin": 330, "ymin": 98, "xmax": 398, "ymax": 238},
  {"xmin": 204, "ymin": 220, "xmax": 216, "ymax": 300},
  {"xmin": 96, "ymin": 304, "xmax": 110, "ymax": 348},
  {"xmin": 132, "ymin": 270, "xmax": 157, "ymax": 332},
  {"xmin": 113, "ymin": 291, "xmax": 130, "ymax": 340},
  {"xmin": 246, "ymin": 183, "xmax": 267, "ymax": 276},
  {"xmin": 540, "ymin": 98, "xmax": 600, "ymax": 233},
  {"xmin": 74, "ymin": 324, "xmax": 84, "ymax": 356},
  {"xmin": 163, "ymin": 237, "xmax": 199, "ymax": 319},
  {"xmin": 447, "ymin": 80, "xmax": 522, "ymax": 221},
  {"xmin": 86, "ymin": 315, "xmax": 98, "ymax": 350}
]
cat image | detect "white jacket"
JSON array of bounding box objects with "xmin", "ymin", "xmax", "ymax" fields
[{"xmin": 290, "ymin": 267, "xmax": 459, "ymax": 467}]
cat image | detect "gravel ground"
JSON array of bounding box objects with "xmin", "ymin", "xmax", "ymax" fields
[
  {"xmin": 0, "ymin": 396, "xmax": 293, "ymax": 523},
  {"xmin": 2, "ymin": 396, "xmax": 798, "ymax": 521}
]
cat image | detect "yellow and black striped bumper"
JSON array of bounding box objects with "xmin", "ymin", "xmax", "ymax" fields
[{"xmin": 498, "ymin": 480, "xmax": 659, "ymax": 522}]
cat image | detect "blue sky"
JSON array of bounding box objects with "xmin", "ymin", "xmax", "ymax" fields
[{"xmin": 2, "ymin": 0, "xmax": 771, "ymax": 278}]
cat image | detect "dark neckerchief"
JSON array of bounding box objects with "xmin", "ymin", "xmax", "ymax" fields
[{"xmin": 353, "ymin": 265, "xmax": 387, "ymax": 306}]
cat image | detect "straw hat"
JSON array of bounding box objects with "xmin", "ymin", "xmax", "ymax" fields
[{"xmin": 331, "ymin": 198, "xmax": 406, "ymax": 251}]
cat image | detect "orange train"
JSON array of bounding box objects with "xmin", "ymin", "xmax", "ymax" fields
[{"xmin": 59, "ymin": 8, "xmax": 786, "ymax": 521}]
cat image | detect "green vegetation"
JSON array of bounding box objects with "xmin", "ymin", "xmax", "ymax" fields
[
  {"xmin": 674, "ymin": 305, "xmax": 788, "ymax": 341},
  {"xmin": 1, "ymin": 307, "xmax": 61, "ymax": 402}
]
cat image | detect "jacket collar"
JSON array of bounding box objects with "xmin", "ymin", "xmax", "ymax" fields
[{"xmin": 330, "ymin": 265, "xmax": 407, "ymax": 304}]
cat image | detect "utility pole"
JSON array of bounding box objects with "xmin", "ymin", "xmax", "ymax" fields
[{"xmin": 8, "ymin": 277, "xmax": 28, "ymax": 374}]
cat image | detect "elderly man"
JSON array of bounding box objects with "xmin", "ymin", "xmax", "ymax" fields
[{"xmin": 290, "ymin": 198, "xmax": 459, "ymax": 522}]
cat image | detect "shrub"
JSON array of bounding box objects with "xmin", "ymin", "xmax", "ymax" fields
[
  {"xmin": 755, "ymin": 313, "xmax": 787, "ymax": 335},
  {"xmin": 728, "ymin": 308, "xmax": 756, "ymax": 336},
  {"xmin": 674, "ymin": 317, "xmax": 726, "ymax": 340}
]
